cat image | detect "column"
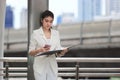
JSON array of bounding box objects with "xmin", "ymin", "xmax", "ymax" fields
[
  {"xmin": 28, "ymin": 0, "xmax": 48, "ymax": 80},
  {"xmin": 0, "ymin": 0, "xmax": 6, "ymax": 80}
]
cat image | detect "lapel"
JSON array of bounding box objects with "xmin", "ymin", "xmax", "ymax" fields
[
  {"xmin": 39, "ymin": 27, "xmax": 47, "ymax": 43},
  {"xmin": 38, "ymin": 27, "xmax": 54, "ymax": 44}
]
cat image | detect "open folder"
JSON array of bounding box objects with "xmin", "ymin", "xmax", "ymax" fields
[
  {"xmin": 36, "ymin": 49, "xmax": 63, "ymax": 56},
  {"xmin": 36, "ymin": 44, "xmax": 79, "ymax": 56}
]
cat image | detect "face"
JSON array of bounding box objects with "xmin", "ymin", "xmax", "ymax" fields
[{"xmin": 41, "ymin": 16, "xmax": 53, "ymax": 30}]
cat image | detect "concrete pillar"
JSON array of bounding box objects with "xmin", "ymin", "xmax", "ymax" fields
[
  {"xmin": 0, "ymin": 0, "xmax": 6, "ymax": 80},
  {"xmin": 28, "ymin": 0, "xmax": 48, "ymax": 80},
  {"xmin": 31, "ymin": 0, "xmax": 48, "ymax": 30}
]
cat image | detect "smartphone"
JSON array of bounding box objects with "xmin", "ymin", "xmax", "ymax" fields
[{"xmin": 44, "ymin": 44, "xmax": 51, "ymax": 48}]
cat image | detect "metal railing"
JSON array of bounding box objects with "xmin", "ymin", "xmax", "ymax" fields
[
  {"xmin": 0, "ymin": 57, "xmax": 27, "ymax": 80},
  {"xmin": 0, "ymin": 57, "xmax": 120, "ymax": 80},
  {"xmin": 57, "ymin": 57, "xmax": 120, "ymax": 80}
]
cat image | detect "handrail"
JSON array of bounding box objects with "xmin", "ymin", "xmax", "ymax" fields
[
  {"xmin": 58, "ymin": 67, "xmax": 120, "ymax": 72},
  {"xmin": 1, "ymin": 67, "xmax": 120, "ymax": 72},
  {"xmin": 1, "ymin": 57, "xmax": 120, "ymax": 63},
  {"xmin": 0, "ymin": 57, "xmax": 27, "ymax": 62},
  {"xmin": 0, "ymin": 57, "xmax": 120, "ymax": 79},
  {"xmin": 58, "ymin": 73, "xmax": 120, "ymax": 77},
  {"xmin": 56, "ymin": 57, "xmax": 120, "ymax": 62},
  {"xmin": 1, "ymin": 72, "xmax": 120, "ymax": 77},
  {"xmin": 0, "ymin": 67, "xmax": 27, "ymax": 71}
]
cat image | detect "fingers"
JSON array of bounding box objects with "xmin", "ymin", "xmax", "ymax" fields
[
  {"xmin": 63, "ymin": 48, "xmax": 68, "ymax": 53},
  {"xmin": 37, "ymin": 47, "xmax": 50, "ymax": 53},
  {"xmin": 43, "ymin": 44, "xmax": 51, "ymax": 51},
  {"xmin": 44, "ymin": 47, "xmax": 50, "ymax": 51},
  {"xmin": 44, "ymin": 44, "xmax": 51, "ymax": 48},
  {"xmin": 60, "ymin": 48, "xmax": 68, "ymax": 56}
]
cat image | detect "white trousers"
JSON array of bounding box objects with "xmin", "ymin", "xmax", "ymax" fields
[{"xmin": 34, "ymin": 62, "xmax": 57, "ymax": 80}]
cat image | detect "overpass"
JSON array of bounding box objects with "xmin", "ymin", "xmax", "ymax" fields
[
  {"xmin": 4, "ymin": 19, "xmax": 120, "ymax": 67},
  {"xmin": 4, "ymin": 20, "xmax": 120, "ymax": 52}
]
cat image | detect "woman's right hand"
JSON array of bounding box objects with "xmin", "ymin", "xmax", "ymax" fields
[
  {"xmin": 37, "ymin": 44, "xmax": 51, "ymax": 53},
  {"xmin": 39, "ymin": 47, "xmax": 50, "ymax": 52},
  {"xmin": 30, "ymin": 45, "xmax": 51, "ymax": 56}
]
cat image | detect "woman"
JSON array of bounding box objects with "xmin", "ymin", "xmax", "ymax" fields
[{"xmin": 29, "ymin": 10, "xmax": 68, "ymax": 80}]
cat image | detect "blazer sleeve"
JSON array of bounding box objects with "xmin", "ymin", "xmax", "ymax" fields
[
  {"xmin": 28, "ymin": 31, "xmax": 37, "ymax": 53},
  {"xmin": 55, "ymin": 31, "xmax": 63, "ymax": 50}
]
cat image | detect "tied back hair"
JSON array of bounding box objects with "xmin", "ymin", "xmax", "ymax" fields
[{"xmin": 39, "ymin": 10, "xmax": 54, "ymax": 26}]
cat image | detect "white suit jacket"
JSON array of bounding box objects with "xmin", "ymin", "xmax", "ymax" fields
[{"xmin": 29, "ymin": 27, "xmax": 62, "ymax": 75}]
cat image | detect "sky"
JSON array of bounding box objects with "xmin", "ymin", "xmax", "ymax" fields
[
  {"xmin": 6, "ymin": 0, "xmax": 109, "ymax": 27},
  {"xmin": 6, "ymin": 0, "xmax": 77, "ymax": 27},
  {"xmin": 6, "ymin": 0, "xmax": 27, "ymax": 9},
  {"xmin": 6, "ymin": 0, "xmax": 111, "ymax": 27},
  {"xmin": 49, "ymin": 0, "xmax": 78, "ymax": 25}
]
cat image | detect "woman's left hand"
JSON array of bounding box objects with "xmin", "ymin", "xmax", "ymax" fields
[{"xmin": 60, "ymin": 48, "xmax": 68, "ymax": 56}]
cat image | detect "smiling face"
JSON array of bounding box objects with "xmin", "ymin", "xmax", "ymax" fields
[{"xmin": 41, "ymin": 16, "xmax": 53, "ymax": 30}]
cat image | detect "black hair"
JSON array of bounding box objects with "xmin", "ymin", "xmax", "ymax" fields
[{"xmin": 40, "ymin": 10, "xmax": 54, "ymax": 26}]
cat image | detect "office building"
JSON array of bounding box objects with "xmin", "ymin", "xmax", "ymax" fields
[
  {"xmin": 78, "ymin": 0, "xmax": 102, "ymax": 22},
  {"xmin": 106, "ymin": 0, "xmax": 120, "ymax": 15}
]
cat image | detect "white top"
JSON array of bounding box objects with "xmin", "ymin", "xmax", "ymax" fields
[{"xmin": 46, "ymin": 38, "xmax": 51, "ymax": 45}]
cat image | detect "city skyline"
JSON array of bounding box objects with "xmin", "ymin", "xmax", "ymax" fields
[{"xmin": 6, "ymin": 0, "xmax": 120, "ymax": 28}]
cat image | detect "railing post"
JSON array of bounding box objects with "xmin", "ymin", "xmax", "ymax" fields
[
  {"xmin": 5, "ymin": 62, "xmax": 9, "ymax": 80},
  {"xmin": 75, "ymin": 62, "xmax": 79, "ymax": 80},
  {"xmin": 7, "ymin": 44, "xmax": 10, "ymax": 50},
  {"xmin": 108, "ymin": 19, "xmax": 112, "ymax": 43},
  {"xmin": 80, "ymin": 22, "xmax": 84, "ymax": 45},
  {"xmin": 85, "ymin": 77, "xmax": 88, "ymax": 80}
]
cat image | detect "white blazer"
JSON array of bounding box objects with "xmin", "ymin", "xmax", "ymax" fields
[{"xmin": 29, "ymin": 27, "xmax": 62, "ymax": 75}]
